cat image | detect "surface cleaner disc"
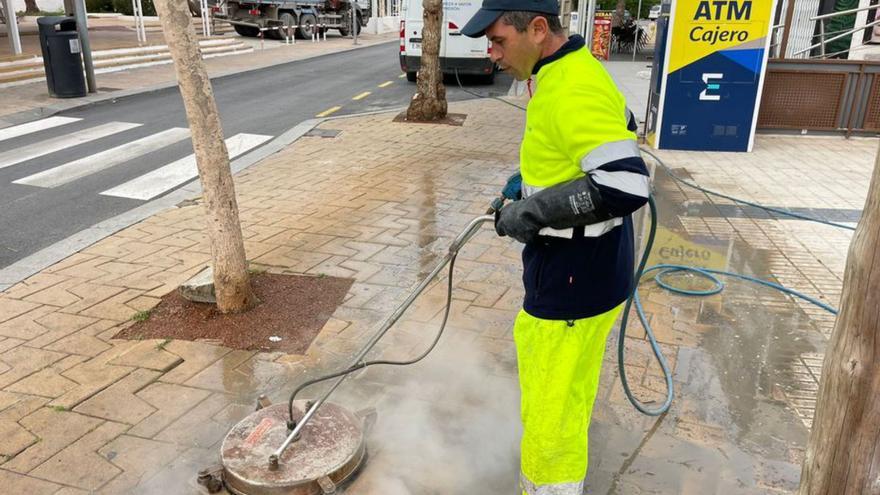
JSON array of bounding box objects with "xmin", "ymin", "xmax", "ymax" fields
[{"xmin": 221, "ymin": 401, "xmax": 365, "ymax": 495}]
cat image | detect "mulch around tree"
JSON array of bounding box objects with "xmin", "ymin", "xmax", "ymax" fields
[
  {"xmin": 114, "ymin": 272, "xmax": 354, "ymax": 353},
  {"xmin": 393, "ymin": 112, "xmax": 467, "ymax": 126}
]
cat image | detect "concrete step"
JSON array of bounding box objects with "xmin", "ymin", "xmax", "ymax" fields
[{"xmin": 0, "ymin": 39, "xmax": 252, "ymax": 86}]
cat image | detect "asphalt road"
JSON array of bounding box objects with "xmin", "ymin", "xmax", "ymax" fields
[{"xmin": 0, "ymin": 40, "xmax": 513, "ymax": 269}]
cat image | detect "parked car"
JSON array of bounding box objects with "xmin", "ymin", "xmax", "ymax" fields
[{"xmin": 648, "ymin": 4, "xmax": 661, "ymax": 19}]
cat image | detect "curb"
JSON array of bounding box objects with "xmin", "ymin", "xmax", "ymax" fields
[{"xmin": 0, "ymin": 36, "xmax": 397, "ymax": 129}]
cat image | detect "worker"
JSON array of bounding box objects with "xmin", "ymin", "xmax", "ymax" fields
[{"xmin": 462, "ymin": 2, "xmax": 651, "ymax": 494}]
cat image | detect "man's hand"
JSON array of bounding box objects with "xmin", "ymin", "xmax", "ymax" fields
[{"xmin": 494, "ymin": 200, "xmax": 538, "ymax": 244}]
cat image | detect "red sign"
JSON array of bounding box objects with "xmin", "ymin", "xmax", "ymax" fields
[{"xmin": 592, "ymin": 13, "xmax": 613, "ymax": 61}]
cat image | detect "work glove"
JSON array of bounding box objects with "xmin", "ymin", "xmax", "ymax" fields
[
  {"xmin": 501, "ymin": 172, "xmax": 522, "ymax": 201},
  {"xmin": 494, "ymin": 176, "xmax": 613, "ymax": 244}
]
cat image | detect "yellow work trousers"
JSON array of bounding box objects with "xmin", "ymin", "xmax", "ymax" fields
[{"xmin": 514, "ymin": 304, "xmax": 622, "ymax": 495}]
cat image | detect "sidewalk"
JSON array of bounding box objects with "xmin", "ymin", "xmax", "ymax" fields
[
  {"xmin": 0, "ymin": 29, "xmax": 397, "ymax": 125},
  {"xmin": 0, "ymin": 93, "xmax": 876, "ymax": 494}
]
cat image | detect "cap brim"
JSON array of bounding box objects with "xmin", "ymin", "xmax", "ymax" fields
[{"xmin": 461, "ymin": 9, "xmax": 502, "ymax": 38}]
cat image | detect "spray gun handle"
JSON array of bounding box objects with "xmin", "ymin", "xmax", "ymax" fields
[{"xmin": 486, "ymin": 196, "xmax": 505, "ymax": 215}]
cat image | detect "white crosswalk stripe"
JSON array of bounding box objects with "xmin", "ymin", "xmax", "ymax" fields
[
  {"xmin": 0, "ymin": 116, "xmax": 83, "ymax": 143},
  {"xmin": 13, "ymin": 128, "xmax": 191, "ymax": 188},
  {"xmin": 100, "ymin": 133, "xmax": 273, "ymax": 201},
  {"xmin": 0, "ymin": 121, "xmax": 142, "ymax": 170}
]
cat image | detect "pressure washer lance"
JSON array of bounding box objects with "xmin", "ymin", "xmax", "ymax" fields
[{"xmin": 269, "ymin": 210, "xmax": 496, "ymax": 470}]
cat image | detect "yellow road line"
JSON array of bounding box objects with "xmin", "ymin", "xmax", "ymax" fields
[
  {"xmin": 315, "ymin": 106, "xmax": 342, "ymax": 118},
  {"xmin": 378, "ymin": 81, "xmax": 394, "ymax": 88},
  {"xmin": 352, "ymin": 91, "xmax": 371, "ymax": 100},
  {"xmin": 398, "ymin": 73, "xmax": 406, "ymax": 78}
]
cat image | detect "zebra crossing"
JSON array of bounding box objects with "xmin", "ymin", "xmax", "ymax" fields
[{"xmin": 0, "ymin": 116, "xmax": 272, "ymax": 201}]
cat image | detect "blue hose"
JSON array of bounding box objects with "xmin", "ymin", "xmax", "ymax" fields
[{"xmin": 620, "ymin": 151, "xmax": 850, "ymax": 416}]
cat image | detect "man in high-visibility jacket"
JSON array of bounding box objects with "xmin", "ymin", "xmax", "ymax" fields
[{"xmin": 463, "ymin": 2, "xmax": 651, "ymax": 494}]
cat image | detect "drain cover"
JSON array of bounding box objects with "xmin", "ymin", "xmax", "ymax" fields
[{"xmin": 221, "ymin": 401, "xmax": 366, "ymax": 495}]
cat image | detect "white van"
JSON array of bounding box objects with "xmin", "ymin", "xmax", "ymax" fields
[{"xmin": 399, "ymin": 0, "xmax": 495, "ymax": 83}]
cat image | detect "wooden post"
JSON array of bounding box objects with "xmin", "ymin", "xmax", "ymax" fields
[
  {"xmin": 405, "ymin": 0, "xmax": 447, "ymax": 121},
  {"xmin": 779, "ymin": 0, "xmax": 797, "ymax": 59},
  {"xmin": 798, "ymin": 140, "xmax": 880, "ymax": 494},
  {"xmin": 153, "ymin": 0, "xmax": 256, "ymax": 313}
]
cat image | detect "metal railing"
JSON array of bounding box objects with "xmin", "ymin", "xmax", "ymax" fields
[{"xmin": 792, "ymin": 4, "xmax": 880, "ymax": 59}]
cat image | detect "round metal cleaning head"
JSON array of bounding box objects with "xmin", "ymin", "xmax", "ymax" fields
[{"xmin": 221, "ymin": 401, "xmax": 366, "ymax": 495}]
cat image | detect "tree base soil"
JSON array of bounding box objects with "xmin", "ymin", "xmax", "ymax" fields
[
  {"xmin": 394, "ymin": 112, "xmax": 467, "ymax": 126},
  {"xmin": 114, "ymin": 272, "xmax": 354, "ymax": 353}
]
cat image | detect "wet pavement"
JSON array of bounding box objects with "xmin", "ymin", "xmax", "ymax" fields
[{"xmin": 0, "ymin": 93, "xmax": 875, "ymax": 493}]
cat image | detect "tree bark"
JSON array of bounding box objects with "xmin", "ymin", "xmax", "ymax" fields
[
  {"xmin": 153, "ymin": 0, "xmax": 256, "ymax": 313},
  {"xmin": 24, "ymin": 0, "xmax": 39, "ymax": 14},
  {"xmin": 798, "ymin": 140, "xmax": 880, "ymax": 494},
  {"xmin": 405, "ymin": 0, "xmax": 447, "ymax": 122}
]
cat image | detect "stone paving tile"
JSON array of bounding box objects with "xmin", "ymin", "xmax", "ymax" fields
[
  {"xmin": 0, "ymin": 297, "xmax": 42, "ymax": 324},
  {"xmin": 1, "ymin": 273, "xmax": 70, "ymax": 301},
  {"xmin": 50, "ymin": 342, "xmax": 138, "ymax": 410},
  {"xmin": 0, "ymin": 346, "xmax": 69, "ymax": 389},
  {"xmin": 153, "ymin": 393, "xmax": 245, "ymax": 449},
  {"xmin": 73, "ymin": 369, "xmax": 160, "ymax": 425},
  {"xmin": 128, "ymin": 383, "xmax": 212, "ymax": 439},
  {"xmin": 0, "ymin": 394, "xmax": 46, "ymax": 460},
  {"xmin": 180, "ymin": 350, "xmax": 255, "ymax": 393},
  {"xmin": 157, "ymin": 341, "xmax": 233, "ymax": 385},
  {"xmin": 97, "ymin": 435, "xmax": 184, "ymax": 494},
  {"xmin": 108, "ymin": 340, "xmax": 183, "ymax": 372},
  {"xmin": 0, "ymin": 305, "xmax": 58, "ymax": 341},
  {"xmin": 29, "ymin": 420, "xmax": 128, "ymax": 491},
  {"xmin": 4, "ymin": 409, "xmax": 102, "ymax": 474},
  {"xmin": 0, "ymin": 468, "xmax": 64, "ymax": 494}
]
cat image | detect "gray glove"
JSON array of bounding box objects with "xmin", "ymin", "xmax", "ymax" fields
[{"xmin": 494, "ymin": 176, "xmax": 613, "ymax": 244}]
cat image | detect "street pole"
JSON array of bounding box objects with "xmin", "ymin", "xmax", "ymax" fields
[
  {"xmin": 632, "ymin": 0, "xmax": 642, "ymax": 61},
  {"xmin": 351, "ymin": 4, "xmax": 358, "ymax": 45},
  {"xmin": 585, "ymin": 0, "xmax": 597, "ymax": 48},
  {"xmin": 74, "ymin": 0, "xmax": 96, "ymax": 93},
  {"xmin": 3, "ymin": 0, "xmax": 22, "ymax": 56}
]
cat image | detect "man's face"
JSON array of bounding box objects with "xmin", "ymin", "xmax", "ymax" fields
[{"xmin": 485, "ymin": 18, "xmax": 544, "ymax": 81}]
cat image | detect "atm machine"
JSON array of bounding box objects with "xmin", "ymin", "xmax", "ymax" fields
[{"xmin": 644, "ymin": 0, "xmax": 777, "ymax": 152}]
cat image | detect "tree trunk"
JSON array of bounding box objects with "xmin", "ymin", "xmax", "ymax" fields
[
  {"xmin": 153, "ymin": 0, "xmax": 256, "ymax": 313},
  {"xmin": 405, "ymin": 0, "xmax": 447, "ymax": 122},
  {"xmin": 24, "ymin": 0, "xmax": 39, "ymax": 14},
  {"xmin": 798, "ymin": 140, "xmax": 880, "ymax": 494}
]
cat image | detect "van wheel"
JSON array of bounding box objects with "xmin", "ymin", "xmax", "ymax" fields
[
  {"xmin": 406, "ymin": 71, "xmax": 417, "ymax": 82},
  {"xmin": 481, "ymin": 71, "xmax": 496, "ymax": 84}
]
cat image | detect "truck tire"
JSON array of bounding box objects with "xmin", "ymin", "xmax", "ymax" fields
[
  {"xmin": 279, "ymin": 12, "xmax": 296, "ymax": 40},
  {"xmin": 406, "ymin": 71, "xmax": 416, "ymax": 82},
  {"xmin": 297, "ymin": 13, "xmax": 317, "ymax": 39},
  {"xmin": 233, "ymin": 24, "xmax": 260, "ymax": 37}
]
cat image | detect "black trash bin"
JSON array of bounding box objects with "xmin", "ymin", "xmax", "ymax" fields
[{"xmin": 37, "ymin": 16, "xmax": 86, "ymax": 98}]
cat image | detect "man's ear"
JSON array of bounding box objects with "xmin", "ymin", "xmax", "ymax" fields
[{"xmin": 529, "ymin": 15, "xmax": 549, "ymax": 42}]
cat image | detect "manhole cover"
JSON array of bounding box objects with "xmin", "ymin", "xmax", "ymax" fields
[{"xmin": 221, "ymin": 401, "xmax": 366, "ymax": 495}]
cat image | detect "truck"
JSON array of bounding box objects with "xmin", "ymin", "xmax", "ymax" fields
[{"xmin": 209, "ymin": 0, "xmax": 370, "ymax": 40}]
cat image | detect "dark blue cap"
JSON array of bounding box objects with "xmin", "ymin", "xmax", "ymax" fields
[{"xmin": 461, "ymin": 0, "xmax": 560, "ymax": 38}]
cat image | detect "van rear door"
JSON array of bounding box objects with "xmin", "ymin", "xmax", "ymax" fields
[
  {"xmin": 401, "ymin": 0, "xmax": 423, "ymax": 58},
  {"xmin": 442, "ymin": 0, "xmax": 489, "ymax": 62}
]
